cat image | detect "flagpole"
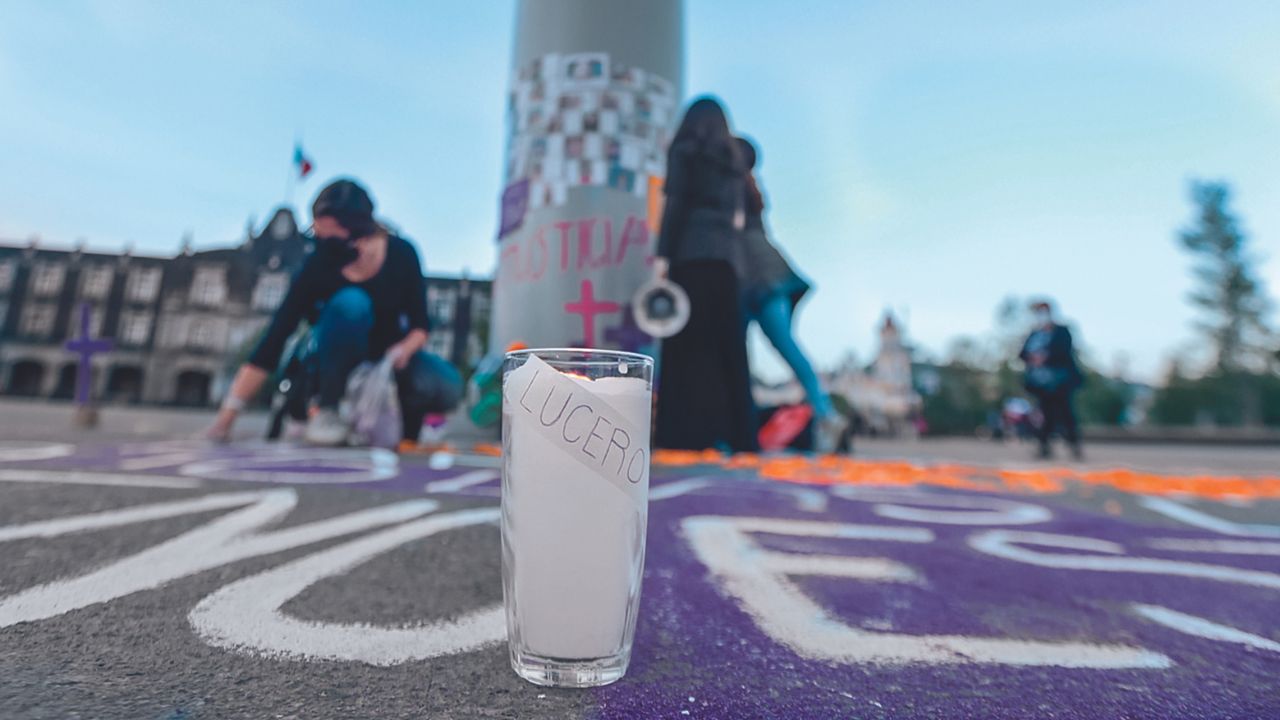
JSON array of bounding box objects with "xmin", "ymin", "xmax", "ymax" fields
[
  {"xmin": 288, "ymin": 137, "xmax": 313, "ymax": 211},
  {"xmin": 284, "ymin": 147, "xmax": 296, "ymax": 209}
]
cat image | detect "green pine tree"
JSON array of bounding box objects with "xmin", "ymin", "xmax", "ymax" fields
[{"xmin": 1179, "ymin": 181, "xmax": 1272, "ymax": 373}]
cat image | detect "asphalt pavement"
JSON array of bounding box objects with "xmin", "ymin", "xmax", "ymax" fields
[{"xmin": 1, "ymin": 402, "xmax": 1278, "ymax": 718}]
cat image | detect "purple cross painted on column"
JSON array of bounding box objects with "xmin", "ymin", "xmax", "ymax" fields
[{"xmin": 64, "ymin": 302, "xmax": 113, "ymax": 406}]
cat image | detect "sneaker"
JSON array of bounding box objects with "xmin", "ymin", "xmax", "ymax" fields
[
  {"xmin": 814, "ymin": 412, "xmax": 850, "ymax": 455},
  {"xmin": 758, "ymin": 404, "xmax": 814, "ymax": 452},
  {"xmin": 304, "ymin": 409, "xmax": 349, "ymax": 446}
]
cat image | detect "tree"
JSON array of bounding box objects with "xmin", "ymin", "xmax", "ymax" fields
[
  {"xmin": 1148, "ymin": 358, "xmax": 1197, "ymax": 425},
  {"xmin": 1075, "ymin": 367, "xmax": 1132, "ymax": 426},
  {"xmin": 992, "ymin": 295, "xmax": 1032, "ymax": 401},
  {"xmin": 1149, "ymin": 354, "xmax": 1280, "ymax": 428},
  {"xmin": 1179, "ymin": 181, "xmax": 1273, "ymax": 373},
  {"xmin": 920, "ymin": 361, "xmax": 991, "ymax": 436},
  {"xmin": 918, "ymin": 338, "xmax": 998, "ymax": 436}
]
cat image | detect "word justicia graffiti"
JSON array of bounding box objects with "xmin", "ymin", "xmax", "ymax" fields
[
  {"xmin": 498, "ymin": 214, "xmax": 651, "ymax": 284},
  {"xmin": 0, "ymin": 463, "xmax": 1276, "ymax": 670}
]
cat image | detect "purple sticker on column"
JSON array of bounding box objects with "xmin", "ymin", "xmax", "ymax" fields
[{"xmin": 499, "ymin": 178, "xmax": 530, "ymax": 239}]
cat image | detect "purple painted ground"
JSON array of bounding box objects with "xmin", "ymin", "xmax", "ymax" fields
[
  {"xmin": 601, "ymin": 488, "xmax": 1280, "ymax": 719},
  {"xmin": 2, "ymin": 438, "xmax": 1277, "ymax": 719}
]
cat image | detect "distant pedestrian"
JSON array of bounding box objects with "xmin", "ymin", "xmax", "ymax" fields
[
  {"xmin": 208, "ymin": 178, "xmax": 461, "ymax": 446},
  {"xmin": 736, "ymin": 136, "xmax": 847, "ymax": 453},
  {"xmin": 654, "ymin": 97, "xmax": 758, "ymax": 452},
  {"xmin": 1019, "ymin": 300, "xmax": 1083, "ymax": 460}
]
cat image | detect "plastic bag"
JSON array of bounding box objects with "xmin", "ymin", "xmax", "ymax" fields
[{"xmin": 345, "ymin": 358, "xmax": 402, "ymax": 449}]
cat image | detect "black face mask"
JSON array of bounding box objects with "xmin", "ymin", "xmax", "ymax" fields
[{"xmin": 311, "ymin": 234, "xmax": 359, "ymax": 264}]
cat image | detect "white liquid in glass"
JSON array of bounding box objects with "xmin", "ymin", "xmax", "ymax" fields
[{"xmin": 503, "ymin": 368, "xmax": 650, "ymax": 660}]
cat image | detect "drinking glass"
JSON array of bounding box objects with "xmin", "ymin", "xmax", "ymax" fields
[{"xmin": 501, "ymin": 348, "xmax": 654, "ymax": 687}]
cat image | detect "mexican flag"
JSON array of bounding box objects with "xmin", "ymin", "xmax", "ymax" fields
[{"xmin": 293, "ymin": 144, "xmax": 314, "ymax": 179}]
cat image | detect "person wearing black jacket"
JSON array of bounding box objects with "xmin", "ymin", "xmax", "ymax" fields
[
  {"xmin": 653, "ymin": 97, "xmax": 758, "ymax": 452},
  {"xmin": 1019, "ymin": 300, "xmax": 1084, "ymax": 460},
  {"xmin": 208, "ymin": 178, "xmax": 461, "ymax": 446}
]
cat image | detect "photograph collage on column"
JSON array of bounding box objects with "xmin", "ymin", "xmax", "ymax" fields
[{"xmin": 503, "ymin": 52, "xmax": 678, "ymax": 213}]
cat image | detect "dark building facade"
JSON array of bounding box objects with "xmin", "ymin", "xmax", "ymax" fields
[{"xmin": 0, "ymin": 208, "xmax": 491, "ymax": 407}]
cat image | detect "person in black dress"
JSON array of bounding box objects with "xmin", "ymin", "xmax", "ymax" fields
[{"xmin": 653, "ymin": 97, "xmax": 758, "ymax": 452}]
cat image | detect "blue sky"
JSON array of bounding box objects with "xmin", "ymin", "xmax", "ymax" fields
[{"xmin": 2, "ymin": 1, "xmax": 1277, "ymax": 382}]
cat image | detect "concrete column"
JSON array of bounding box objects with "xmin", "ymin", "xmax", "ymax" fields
[{"xmin": 490, "ymin": 0, "xmax": 684, "ymax": 354}]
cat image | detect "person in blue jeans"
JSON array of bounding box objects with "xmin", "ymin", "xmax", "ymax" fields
[
  {"xmin": 208, "ymin": 178, "xmax": 461, "ymax": 446},
  {"xmin": 736, "ymin": 136, "xmax": 847, "ymax": 452}
]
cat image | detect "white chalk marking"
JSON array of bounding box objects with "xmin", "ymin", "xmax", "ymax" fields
[
  {"xmin": 1140, "ymin": 497, "xmax": 1280, "ymax": 538},
  {"xmin": 781, "ymin": 486, "xmax": 828, "ymax": 513},
  {"xmin": 1145, "ymin": 538, "xmax": 1280, "ymax": 556},
  {"xmin": 649, "ymin": 477, "xmax": 714, "ymax": 501},
  {"xmin": 0, "ymin": 468, "xmax": 201, "ymax": 489},
  {"xmin": 1132, "ymin": 604, "xmax": 1280, "ymax": 654},
  {"xmin": 682, "ymin": 516, "xmax": 1169, "ymax": 668},
  {"xmin": 831, "ymin": 486, "xmax": 1051, "ymax": 526},
  {"xmin": 968, "ymin": 530, "xmax": 1280, "ymax": 590},
  {"xmin": 178, "ymin": 447, "xmax": 399, "ymax": 484},
  {"xmin": 448, "ymin": 453, "xmax": 503, "ymax": 469},
  {"xmin": 118, "ymin": 452, "xmax": 206, "ymax": 471},
  {"xmin": 0, "ymin": 442, "xmax": 75, "ymax": 462},
  {"xmin": 189, "ymin": 508, "xmax": 503, "ymax": 665},
  {"xmin": 717, "ymin": 516, "xmax": 935, "ymax": 543},
  {"xmin": 119, "ymin": 440, "xmax": 208, "ymax": 455},
  {"xmin": 424, "ymin": 470, "xmax": 499, "ymax": 494},
  {"xmin": 0, "ymin": 490, "xmax": 437, "ymax": 628},
  {"xmin": 0, "ymin": 492, "xmax": 266, "ymax": 543}
]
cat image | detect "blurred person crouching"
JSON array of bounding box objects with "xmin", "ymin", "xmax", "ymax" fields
[{"xmin": 207, "ymin": 178, "xmax": 461, "ymax": 446}]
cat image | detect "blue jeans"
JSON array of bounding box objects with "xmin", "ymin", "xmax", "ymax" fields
[
  {"xmin": 752, "ymin": 293, "xmax": 835, "ymax": 419},
  {"xmin": 312, "ymin": 287, "xmax": 463, "ymax": 440}
]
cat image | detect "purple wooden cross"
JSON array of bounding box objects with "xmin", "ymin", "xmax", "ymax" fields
[{"xmin": 64, "ymin": 302, "xmax": 113, "ymax": 406}]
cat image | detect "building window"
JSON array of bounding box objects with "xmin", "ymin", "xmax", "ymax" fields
[
  {"xmin": 252, "ymin": 273, "xmax": 288, "ymax": 311},
  {"xmin": 157, "ymin": 317, "xmax": 186, "ymax": 349},
  {"xmin": 68, "ymin": 306, "xmax": 105, "ymax": 339},
  {"xmin": 119, "ymin": 312, "xmax": 153, "ymax": 346},
  {"xmin": 428, "ymin": 331, "xmax": 453, "ymax": 358},
  {"xmin": 190, "ymin": 266, "xmax": 227, "ymax": 307},
  {"xmin": 189, "ymin": 318, "xmax": 222, "ymax": 351},
  {"xmin": 0, "ymin": 261, "xmax": 15, "ymax": 293},
  {"xmin": 429, "ymin": 290, "xmax": 456, "ymax": 327},
  {"xmin": 227, "ymin": 319, "xmax": 264, "ymax": 353},
  {"xmin": 31, "ymin": 263, "xmax": 66, "ymax": 297},
  {"xmin": 19, "ymin": 303, "xmax": 57, "ymax": 338},
  {"xmin": 126, "ymin": 267, "xmax": 162, "ymax": 303},
  {"xmin": 80, "ymin": 265, "xmax": 115, "ymax": 299}
]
